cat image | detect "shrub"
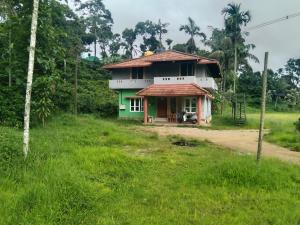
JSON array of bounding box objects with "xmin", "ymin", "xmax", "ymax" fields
[
  {"xmin": 295, "ymin": 118, "xmax": 300, "ymax": 132},
  {"xmin": 0, "ymin": 86, "xmax": 24, "ymax": 127}
]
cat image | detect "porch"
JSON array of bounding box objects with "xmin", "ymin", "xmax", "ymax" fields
[
  {"xmin": 137, "ymin": 83, "xmax": 213, "ymax": 125},
  {"xmin": 144, "ymin": 96, "xmax": 212, "ymax": 125}
]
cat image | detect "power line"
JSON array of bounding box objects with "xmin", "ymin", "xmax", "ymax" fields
[{"xmin": 246, "ymin": 12, "xmax": 300, "ymax": 31}]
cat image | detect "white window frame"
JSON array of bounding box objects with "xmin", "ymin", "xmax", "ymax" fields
[
  {"xmin": 130, "ymin": 98, "xmax": 144, "ymax": 112},
  {"xmin": 183, "ymin": 97, "xmax": 197, "ymax": 113}
]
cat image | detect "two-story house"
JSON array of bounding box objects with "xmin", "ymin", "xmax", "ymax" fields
[{"xmin": 104, "ymin": 50, "xmax": 221, "ymax": 124}]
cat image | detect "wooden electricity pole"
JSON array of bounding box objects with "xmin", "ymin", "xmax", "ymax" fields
[{"xmin": 257, "ymin": 52, "xmax": 269, "ymax": 162}]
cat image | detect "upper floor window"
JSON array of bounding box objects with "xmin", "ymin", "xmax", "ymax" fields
[
  {"xmin": 181, "ymin": 63, "xmax": 194, "ymax": 76},
  {"xmin": 132, "ymin": 67, "xmax": 144, "ymax": 79}
]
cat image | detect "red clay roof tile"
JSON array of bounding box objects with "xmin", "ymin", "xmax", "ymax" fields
[
  {"xmin": 136, "ymin": 83, "xmax": 210, "ymax": 97},
  {"xmin": 103, "ymin": 50, "xmax": 218, "ymax": 68}
]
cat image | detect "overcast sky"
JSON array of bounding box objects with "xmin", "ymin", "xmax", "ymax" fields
[{"xmin": 102, "ymin": 0, "xmax": 300, "ymax": 72}]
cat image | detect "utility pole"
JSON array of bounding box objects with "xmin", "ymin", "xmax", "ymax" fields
[{"xmin": 257, "ymin": 52, "xmax": 269, "ymax": 162}]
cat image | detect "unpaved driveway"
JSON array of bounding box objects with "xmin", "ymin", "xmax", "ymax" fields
[{"xmin": 145, "ymin": 126, "xmax": 300, "ymax": 164}]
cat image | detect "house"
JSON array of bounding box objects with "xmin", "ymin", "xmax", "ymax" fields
[{"xmin": 103, "ymin": 50, "xmax": 222, "ymax": 125}]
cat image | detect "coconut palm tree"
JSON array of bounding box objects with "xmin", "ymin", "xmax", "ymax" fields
[
  {"xmin": 179, "ymin": 17, "xmax": 206, "ymax": 53},
  {"xmin": 222, "ymin": 3, "xmax": 251, "ymax": 93},
  {"xmin": 165, "ymin": 38, "xmax": 173, "ymax": 50}
]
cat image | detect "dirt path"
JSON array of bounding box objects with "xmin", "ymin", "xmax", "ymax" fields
[{"xmin": 144, "ymin": 126, "xmax": 300, "ymax": 164}]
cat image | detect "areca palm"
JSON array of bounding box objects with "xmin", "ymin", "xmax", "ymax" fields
[
  {"xmin": 179, "ymin": 17, "xmax": 206, "ymax": 53},
  {"xmin": 222, "ymin": 3, "xmax": 251, "ymax": 93}
]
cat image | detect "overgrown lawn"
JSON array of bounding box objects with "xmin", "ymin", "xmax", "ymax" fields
[{"xmin": 1, "ymin": 114, "xmax": 300, "ymax": 224}]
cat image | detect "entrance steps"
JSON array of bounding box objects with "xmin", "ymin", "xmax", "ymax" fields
[{"xmin": 154, "ymin": 117, "xmax": 168, "ymax": 123}]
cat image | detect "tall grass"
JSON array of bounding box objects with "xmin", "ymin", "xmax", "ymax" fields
[{"xmin": 1, "ymin": 114, "xmax": 300, "ymax": 224}]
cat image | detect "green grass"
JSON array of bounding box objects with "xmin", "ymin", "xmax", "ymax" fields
[
  {"xmin": 211, "ymin": 112, "xmax": 299, "ymax": 151},
  {"xmin": 1, "ymin": 114, "xmax": 300, "ymax": 224}
]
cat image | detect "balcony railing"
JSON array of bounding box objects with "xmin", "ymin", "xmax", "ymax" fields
[
  {"xmin": 154, "ymin": 76, "xmax": 196, "ymax": 84},
  {"xmin": 109, "ymin": 76, "xmax": 218, "ymax": 90},
  {"xmin": 196, "ymin": 77, "xmax": 218, "ymax": 90},
  {"xmin": 154, "ymin": 76, "xmax": 218, "ymax": 90},
  {"xmin": 109, "ymin": 79, "xmax": 153, "ymax": 89}
]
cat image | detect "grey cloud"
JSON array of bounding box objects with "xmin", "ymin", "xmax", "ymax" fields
[{"xmin": 103, "ymin": 0, "xmax": 300, "ymax": 71}]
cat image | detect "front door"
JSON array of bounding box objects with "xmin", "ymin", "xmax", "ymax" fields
[{"xmin": 157, "ymin": 97, "xmax": 167, "ymax": 118}]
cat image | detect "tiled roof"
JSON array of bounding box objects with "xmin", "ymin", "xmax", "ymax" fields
[
  {"xmin": 136, "ymin": 83, "xmax": 210, "ymax": 97},
  {"xmin": 103, "ymin": 50, "xmax": 219, "ymax": 69}
]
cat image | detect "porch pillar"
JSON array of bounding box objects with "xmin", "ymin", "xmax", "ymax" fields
[
  {"xmin": 144, "ymin": 97, "xmax": 148, "ymax": 124},
  {"xmin": 197, "ymin": 96, "xmax": 202, "ymax": 125}
]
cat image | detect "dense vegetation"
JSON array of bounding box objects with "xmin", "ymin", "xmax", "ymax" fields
[
  {"xmin": 1, "ymin": 114, "xmax": 300, "ymax": 225},
  {"xmin": 0, "ymin": 0, "xmax": 298, "ymax": 128}
]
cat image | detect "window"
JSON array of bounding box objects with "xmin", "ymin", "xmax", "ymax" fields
[
  {"xmin": 180, "ymin": 63, "xmax": 194, "ymax": 76},
  {"xmin": 130, "ymin": 98, "xmax": 144, "ymax": 112},
  {"xmin": 132, "ymin": 67, "xmax": 143, "ymax": 79},
  {"xmin": 184, "ymin": 97, "xmax": 196, "ymax": 113}
]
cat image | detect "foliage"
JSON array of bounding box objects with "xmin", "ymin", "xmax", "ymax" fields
[
  {"xmin": 0, "ymin": 85, "xmax": 23, "ymax": 127},
  {"xmin": 172, "ymin": 43, "xmax": 188, "ymax": 53},
  {"xmin": 179, "ymin": 17, "xmax": 206, "ymax": 53},
  {"xmin": 295, "ymin": 118, "xmax": 300, "ymax": 132},
  {"xmin": 78, "ymin": 0, "xmax": 113, "ymax": 58},
  {"xmin": 135, "ymin": 20, "xmax": 161, "ymax": 52},
  {"xmin": 32, "ymin": 77, "xmax": 55, "ymax": 127},
  {"xmin": 122, "ymin": 28, "xmax": 137, "ymax": 58},
  {"xmin": 165, "ymin": 38, "xmax": 173, "ymax": 50},
  {"xmin": 211, "ymin": 91, "xmax": 223, "ymax": 114}
]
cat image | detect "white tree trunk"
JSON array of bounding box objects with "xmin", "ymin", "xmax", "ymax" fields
[
  {"xmin": 233, "ymin": 44, "xmax": 237, "ymax": 94},
  {"xmin": 23, "ymin": 0, "xmax": 40, "ymax": 158}
]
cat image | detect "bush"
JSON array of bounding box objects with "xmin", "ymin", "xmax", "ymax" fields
[
  {"xmin": 0, "ymin": 86, "xmax": 24, "ymax": 127},
  {"xmin": 295, "ymin": 118, "xmax": 300, "ymax": 132}
]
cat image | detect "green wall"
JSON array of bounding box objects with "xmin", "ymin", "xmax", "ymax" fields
[{"xmin": 118, "ymin": 89, "xmax": 156, "ymax": 119}]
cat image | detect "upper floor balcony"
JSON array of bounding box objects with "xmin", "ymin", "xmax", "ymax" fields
[
  {"xmin": 109, "ymin": 76, "xmax": 218, "ymax": 90},
  {"xmin": 109, "ymin": 79, "xmax": 153, "ymax": 89}
]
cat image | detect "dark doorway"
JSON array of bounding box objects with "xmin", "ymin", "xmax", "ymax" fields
[{"xmin": 157, "ymin": 97, "xmax": 167, "ymax": 118}]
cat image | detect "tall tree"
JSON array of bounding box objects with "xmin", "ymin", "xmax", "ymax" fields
[
  {"xmin": 281, "ymin": 58, "xmax": 300, "ymax": 88},
  {"xmin": 122, "ymin": 28, "xmax": 137, "ymax": 58},
  {"xmin": 157, "ymin": 19, "xmax": 169, "ymax": 49},
  {"xmin": 78, "ymin": 0, "xmax": 113, "ymax": 58},
  {"xmin": 135, "ymin": 20, "xmax": 160, "ymax": 52},
  {"xmin": 109, "ymin": 33, "xmax": 122, "ymax": 57},
  {"xmin": 23, "ymin": 0, "xmax": 40, "ymax": 158},
  {"xmin": 165, "ymin": 38, "xmax": 173, "ymax": 50},
  {"xmin": 222, "ymin": 3, "xmax": 251, "ymax": 93},
  {"xmin": 179, "ymin": 17, "xmax": 206, "ymax": 53}
]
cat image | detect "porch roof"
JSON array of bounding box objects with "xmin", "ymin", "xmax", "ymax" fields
[{"xmin": 136, "ymin": 83, "xmax": 212, "ymax": 97}]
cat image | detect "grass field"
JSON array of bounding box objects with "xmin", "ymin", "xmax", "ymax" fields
[
  {"xmin": 1, "ymin": 114, "xmax": 300, "ymax": 225},
  {"xmin": 211, "ymin": 112, "xmax": 300, "ymax": 151}
]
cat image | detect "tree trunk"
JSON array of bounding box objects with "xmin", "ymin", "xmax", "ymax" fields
[
  {"xmin": 94, "ymin": 28, "xmax": 97, "ymax": 59},
  {"xmin": 233, "ymin": 43, "xmax": 237, "ymax": 94},
  {"xmin": 8, "ymin": 26, "xmax": 12, "ymax": 87},
  {"xmin": 74, "ymin": 55, "xmax": 79, "ymax": 116},
  {"xmin": 257, "ymin": 52, "xmax": 269, "ymax": 163},
  {"xmin": 23, "ymin": 0, "xmax": 40, "ymax": 158}
]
